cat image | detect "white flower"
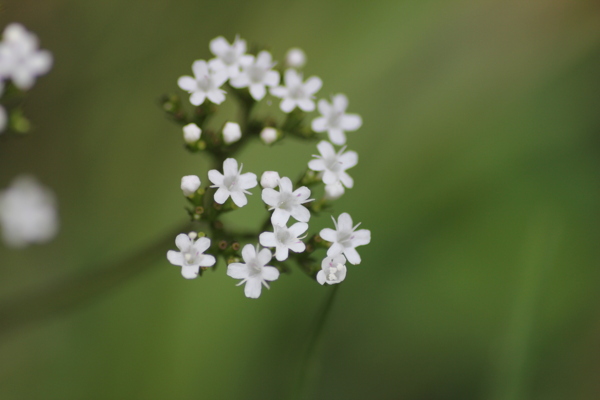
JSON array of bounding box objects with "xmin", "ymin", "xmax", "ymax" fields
[
  {"xmin": 308, "ymin": 140, "xmax": 357, "ymax": 192},
  {"xmin": 0, "ymin": 105, "xmax": 6, "ymax": 133},
  {"xmin": 320, "ymin": 213, "xmax": 370, "ymax": 265},
  {"xmin": 262, "ymin": 176, "xmax": 312, "ymax": 225},
  {"xmin": 270, "ymin": 69, "xmax": 322, "ymax": 113},
  {"xmin": 260, "ymin": 171, "xmax": 280, "ymax": 189},
  {"xmin": 208, "ymin": 158, "xmax": 257, "ymax": 207},
  {"xmin": 316, "ymin": 254, "xmax": 347, "ymax": 285},
  {"xmin": 208, "ymin": 35, "xmax": 246, "ymax": 79},
  {"xmin": 167, "ymin": 233, "xmax": 216, "ymax": 279},
  {"xmin": 260, "ymin": 127, "xmax": 278, "ymax": 144},
  {"xmin": 230, "ymin": 51, "xmax": 280, "ymax": 101},
  {"xmin": 324, "ymin": 182, "xmax": 345, "ymax": 200},
  {"xmin": 177, "ymin": 60, "xmax": 227, "ymax": 105},
  {"xmin": 183, "ymin": 123, "xmax": 201, "ymax": 143},
  {"xmin": 259, "ymin": 222, "xmax": 308, "ymax": 261},
  {"xmin": 311, "ymin": 94, "xmax": 362, "ymax": 145},
  {"xmin": 227, "ymin": 244, "xmax": 279, "ymax": 299},
  {"xmin": 0, "ymin": 23, "xmax": 52, "ymax": 90},
  {"xmin": 222, "ymin": 121, "xmax": 241, "ymax": 144},
  {"xmin": 181, "ymin": 175, "xmax": 201, "ymax": 196},
  {"xmin": 285, "ymin": 48, "xmax": 306, "ymax": 68},
  {"xmin": 0, "ymin": 175, "xmax": 58, "ymax": 248}
]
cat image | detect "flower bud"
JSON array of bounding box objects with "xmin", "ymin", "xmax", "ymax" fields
[
  {"xmin": 260, "ymin": 127, "xmax": 278, "ymax": 144},
  {"xmin": 183, "ymin": 123, "xmax": 201, "ymax": 143},
  {"xmin": 181, "ymin": 175, "xmax": 201, "ymax": 196},
  {"xmin": 285, "ymin": 48, "xmax": 306, "ymax": 68},
  {"xmin": 222, "ymin": 122, "xmax": 241, "ymax": 144},
  {"xmin": 324, "ymin": 181, "xmax": 344, "ymax": 200},
  {"xmin": 260, "ymin": 171, "xmax": 280, "ymax": 189}
]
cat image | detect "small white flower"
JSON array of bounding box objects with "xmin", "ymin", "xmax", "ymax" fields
[
  {"xmin": 227, "ymin": 244, "xmax": 279, "ymax": 299},
  {"xmin": 0, "ymin": 23, "xmax": 53, "ymax": 90},
  {"xmin": 0, "ymin": 175, "xmax": 58, "ymax": 248},
  {"xmin": 222, "ymin": 121, "xmax": 241, "ymax": 144},
  {"xmin": 259, "ymin": 222, "xmax": 308, "ymax": 261},
  {"xmin": 260, "ymin": 127, "xmax": 278, "ymax": 144},
  {"xmin": 230, "ymin": 51, "xmax": 280, "ymax": 101},
  {"xmin": 260, "ymin": 171, "xmax": 280, "ymax": 189},
  {"xmin": 262, "ymin": 176, "xmax": 312, "ymax": 225},
  {"xmin": 308, "ymin": 140, "xmax": 357, "ymax": 191},
  {"xmin": 208, "ymin": 158, "xmax": 257, "ymax": 207},
  {"xmin": 285, "ymin": 48, "xmax": 306, "ymax": 68},
  {"xmin": 311, "ymin": 94, "xmax": 362, "ymax": 145},
  {"xmin": 270, "ymin": 69, "xmax": 322, "ymax": 113},
  {"xmin": 208, "ymin": 35, "xmax": 247, "ymax": 79},
  {"xmin": 183, "ymin": 123, "xmax": 201, "ymax": 143},
  {"xmin": 0, "ymin": 105, "xmax": 7, "ymax": 133},
  {"xmin": 181, "ymin": 175, "xmax": 201, "ymax": 196},
  {"xmin": 167, "ymin": 233, "xmax": 216, "ymax": 279},
  {"xmin": 320, "ymin": 213, "xmax": 370, "ymax": 265},
  {"xmin": 177, "ymin": 60, "xmax": 227, "ymax": 105},
  {"xmin": 316, "ymin": 254, "xmax": 347, "ymax": 285},
  {"xmin": 324, "ymin": 182, "xmax": 345, "ymax": 200}
]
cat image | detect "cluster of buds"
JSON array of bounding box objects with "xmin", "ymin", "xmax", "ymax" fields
[{"xmin": 164, "ymin": 36, "xmax": 370, "ymax": 299}]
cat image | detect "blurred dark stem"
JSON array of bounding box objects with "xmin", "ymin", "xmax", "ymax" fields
[{"xmin": 0, "ymin": 220, "xmax": 191, "ymax": 339}]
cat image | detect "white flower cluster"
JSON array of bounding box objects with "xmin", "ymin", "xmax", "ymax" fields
[
  {"xmin": 0, "ymin": 23, "xmax": 53, "ymax": 133},
  {"xmin": 168, "ymin": 36, "xmax": 370, "ymax": 298}
]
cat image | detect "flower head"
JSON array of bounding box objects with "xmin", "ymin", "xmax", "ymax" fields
[
  {"xmin": 311, "ymin": 94, "xmax": 362, "ymax": 145},
  {"xmin": 320, "ymin": 213, "xmax": 370, "ymax": 265},
  {"xmin": 208, "ymin": 158, "xmax": 257, "ymax": 207},
  {"xmin": 285, "ymin": 48, "xmax": 306, "ymax": 68},
  {"xmin": 167, "ymin": 233, "xmax": 216, "ymax": 279},
  {"xmin": 230, "ymin": 51, "xmax": 280, "ymax": 101},
  {"xmin": 181, "ymin": 175, "xmax": 201, "ymax": 196},
  {"xmin": 0, "ymin": 175, "xmax": 58, "ymax": 248},
  {"xmin": 208, "ymin": 35, "xmax": 247, "ymax": 79},
  {"xmin": 222, "ymin": 121, "xmax": 241, "ymax": 144},
  {"xmin": 308, "ymin": 141, "xmax": 357, "ymax": 194},
  {"xmin": 316, "ymin": 254, "xmax": 347, "ymax": 285},
  {"xmin": 178, "ymin": 60, "xmax": 227, "ymax": 105},
  {"xmin": 259, "ymin": 222, "xmax": 308, "ymax": 261},
  {"xmin": 227, "ymin": 244, "xmax": 280, "ymax": 298},
  {"xmin": 183, "ymin": 123, "xmax": 201, "ymax": 143},
  {"xmin": 262, "ymin": 176, "xmax": 312, "ymax": 225},
  {"xmin": 270, "ymin": 69, "xmax": 322, "ymax": 113}
]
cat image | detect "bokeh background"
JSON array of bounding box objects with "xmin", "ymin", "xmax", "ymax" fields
[{"xmin": 1, "ymin": 0, "xmax": 600, "ymax": 399}]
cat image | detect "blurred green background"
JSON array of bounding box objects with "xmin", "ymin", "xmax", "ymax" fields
[{"xmin": 1, "ymin": 0, "xmax": 600, "ymax": 399}]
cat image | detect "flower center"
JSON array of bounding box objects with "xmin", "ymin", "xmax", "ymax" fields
[
  {"xmin": 276, "ymin": 229, "xmax": 292, "ymax": 245},
  {"xmin": 248, "ymin": 260, "xmax": 262, "ymax": 276},
  {"xmin": 289, "ymin": 84, "xmax": 305, "ymax": 100},
  {"xmin": 222, "ymin": 49, "xmax": 237, "ymax": 65},
  {"xmin": 325, "ymin": 156, "xmax": 342, "ymax": 173},
  {"xmin": 223, "ymin": 175, "xmax": 237, "ymax": 191},
  {"xmin": 277, "ymin": 191, "xmax": 296, "ymax": 211},
  {"xmin": 197, "ymin": 76, "xmax": 214, "ymax": 92},
  {"xmin": 327, "ymin": 111, "xmax": 343, "ymax": 128},
  {"xmin": 247, "ymin": 65, "xmax": 265, "ymax": 83}
]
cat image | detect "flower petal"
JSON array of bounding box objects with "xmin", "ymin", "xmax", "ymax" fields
[
  {"xmin": 311, "ymin": 117, "xmax": 327, "ymax": 132},
  {"xmin": 328, "ymin": 128, "xmax": 346, "ymax": 145},
  {"xmin": 262, "ymin": 188, "xmax": 279, "ymax": 206},
  {"xmin": 262, "ymin": 266, "xmax": 280, "ymax": 281},
  {"xmin": 292, "ymin": 186, "xmax": 311, "ymax": 201},
  {"xmin": 193, "ymin": 237, "xmax": 211, "ymax": 253},
  {"xmin": 167, "ymin": 250, "xmax": 184, "ymax": 266},
  {"xmin": 238, "ymin": 172, "xmax": 257, "ymax": 190},
  {"xmin": 275, "ymin": 245, "xmax": 289, "ymax": 261},
  {"xmin": 190, "ymin": 92, "xmax": 206, "ymax": 106},
  {"xmin": 351, "ymin": 229, "xmax": 371, "ymax": 247},
  {"xmin": 241, "ymin": 244, "xmax": 256, "ymax": 263},
  {"xmin": 271, "ymin": 208, "xmax": 291, "ymax": 226},
  {"xmin": 223, "ymin": 158, "xmax": 238, "ymax": 176},
  {"xmin": 192, "ymin": 60, "xmax": 209, "ymax": 77},
  {"xmin": 244, "ymin": 278, "xmax": 262, "ymax": 298},
  {"xmin": 213, "ymin": 187, "xmax": 230, "ymax": 204},
  {"xmin": 175, "ymin": 233, "xmax": 191, "ymax": 251},
  {"xmin": 250, "ymin": 84, "xmax": 266, "ymax": 101},
  {"xmin": 264, "ymin": 70, "xmax": 280, "ymax": 87},
  {"xmin": 278, "ymin": 177, "xmax": 293, "ymax": 193},
  {"xmin": 317, "ymin": 140, "xmax": 336, "ymax": 159},
  {"xmin": 259, "ymin": 232, "xmax": 277, "ymax": 247},
  {"xmin": 318, "ymin": 99, "xmax": 331, "ymax": 116},
  {"xmin": 208, "ymin": 169, "xmax": 224, "ymax": 185},
  {"xmin": 337, "ymin": 213, "xmax": 354, "ymax": 232},
  {"xmin": 177, "ymin": 76, "xmax": 196, "ymax": 91},
  {"xmin": 344, "ymin": 247, "xmax": 362, "ymax": 265},
  {"xmin": 322, "ymin": 170, "xmax": 339, "ymax": 185},
  {"xmin": 210, "ymin": 36, "xmax": 229, "ymax": 56},
  {"xmin": 327, "ymin": 242, "xmax": 344, "ymax": 257},
  {"xmin": 181, "ymin": 265, "xmax": 199, "ymax": 279},
  {"xmin": 230, "ymin": 190, "xmax": 248, "ymax": 207},
  {"xmin": 308, "ymin": 159, "xmax": 326, "ymax": 171},
  {"xmin": 257, "ymin": 248, "xmax": 273, "ymax": 266},
  {"xmin": 290, "ymin": 205, "xmax": 310, "ymax": 223},
  {"xmin": 284, "ymin": 69, "xmax": 301, "ymax": 86},
  {"xmin": 280, "ymin": 98, "xmax": 296, "ymax": 113},
  {"xmin": 289, "ymin": 222, "xmax": 308, "ymax": 237},
  {"xmin": 339, "ymin": 172, "xmax": 354, "ymax": 188},
  {"xmin": 304, "ymin": 76, "xmax": 322, "ymax": 95},
  {"xmin": 199, "ymin": 254, "xmax": 216, "ymax": 267},
  {"xmin": 288, "ymin": 241, "xmax": 306, "ymax": 253},
  {"xmin": 320, "ymin": 228, "xmax": 337, "ymax": 242},
  {"xmin": 297, "ymin": 98, "xmax": 315, "ymax": 112},
  {"xmin": 230, "ymin": 74, "xmax": 250, "ymax": 88},
  {"xmin": 341, "ymin": 114, "xmax": 362, "ymax": 131},
  {"xmin": 207, "ymin": 89, "xmax": 226, "ymax": 104},
  {"xmin": 339, "ymin": 150, "xmax": 358, "ymax": 169},
  {"xmin": 332, "ymin": 94, "xmax": 348, "ymax": 111},
  {"xmin": 227, "ymin": 262, "xmax": 248, "ymax": 279},
  {"xmin": 316, "ymin": 270, "xmax": 326, "ymax": 285},
  {"xmin": 270, "ymin": 86, "xmax": 287, "ymax": 98}
]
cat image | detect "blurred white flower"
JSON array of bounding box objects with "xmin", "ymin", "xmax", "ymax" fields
[
  {"xmin": 183, "ymin": 123, "xmax": 201, "ymax": 143},
  {"xmin": 0, "ymin": 23, "xmax": 53, "ymax": 90},
  {"xmin": 230, "ymin": 51, "xmax": 280, "ymax": 101},
  {"xmin": 311, "ymin": 94, "xmax": 362, "ymax": 145},
  {"xmin": 260, "ymin": 127, "xmax": 278, "ymax": 144},
  {"xmin": 270, "ymin": 69, "xmax": 322, "ymax": 113},
  {"xmin": 227, "ymin": 244, "xmax": 279, "ymax": 299},
  {"xmin": 260, "ymin": 171, "xmax": 280, "ymax": 189},
  {"xmin": 308, "ymin": 140, "xmax": 357, "ymax": 194},
  {"xmin": 178, "ymin": 60, "xmax": 227, "ymax": 105},
  {"xmin": 320, "ymin": 213, "xmax": 370, "ymax": 265},
  {"xmin": 285, "ymin": 48, "xmax": 306, "ymax": 68},
  {"xmin": 0, "ymin": 175, "xmax": 58, "ymax": 248},
  {"xmin": 316, "ymin": 254, "xmax": 347, "ymax": 285},
  {"xmin": 167, "ymin": 233, "xmax": 216, "ymax": 279},
  {"xmin": 259, "ymin": 222, "xmax": 308, "ymax": 261},
  {"xmin": 324, "ymin": 181, "xmax": 345, "ymax": 200},
  {"xmin": 181, "ymin": 175, "xmax": 201, "ymax": 196},
  {"xmin": 208, "ymin": 158, "xmax": 257, "ymax": 207},
  {"xmin": 222, "ymin": 121, "xmax": 241, "ymax": 144},
  {"xmin": 262, "ymin": 176, "xmax": 312, "ymax": 225},
  {"xmin": 208, "ymin": 35, "xmax": 247, "ymax": 79}
]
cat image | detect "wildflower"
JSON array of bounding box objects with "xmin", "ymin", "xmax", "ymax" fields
[
  {"xmin": 260, "ymin": 171, "xmax": 280, "ymax": 189},
  {"xmin": 183, "ymin": 123, "xmax": 201, "ymax": 143},
  {"xmin": 0, "ymin": 23, "xmax": 52, "ymax": 90},
  {"xmin": 320, "ymin": 213, "xmax": 370, "ymax": 265},
  {"xmin": 208, "ymin": 158, "xmax": 257, "ymax": 207},
  {"xmin": 285, "ymin": 48, "xmax": 306, "ymax": 68},
  {"xmin": 208, "ymin": 35, "xmax": 247, "ymax": 79},
  {"xmin": 259, "ymin": 222, "xmax": 308, "ymax": 261},
  {"xmin": 227, "ymin": 244, "xmax": 279, "ymax": 298},
  {"xmin": 260, "ymin": 127, "xmax": 278, "ymax": 144},
  {"xmin": 308, "ymin": 140, "xmax": 357, "ymax": 193},
  {"xmin": 262, "ymin": 176, "xmax": 312, "ymax": 225},
  {"xmin": 316, "ymin": 254, "xmax": 347, "ymax": 285},
  {"xmin": 177, "ymin": 60, "xmax": 227, "ymax": 105},
  {"xmin": 222, "ymin": 121, "xmax": 241, "ymax": 144},
  {"xmin": 167, "ymin": 233, "xmax": 216, "ymax": 279},
  {"xmin": 181, "ymin": 175, "xmax": 201, "ymax": 196},
  {"xmin": 311, "ymin": 94, "xmax": 362, "ymax": 145},
  {"xmin": 0, "ymin": 175, "xmax": 58, "ymax": 248},
  {"xmin": 270, "ymin": 69, "xmax": 322, "ymax": 113},
  {"xmin": 230, "ymin": 51, "xmax": 280, "ymax": 101}
]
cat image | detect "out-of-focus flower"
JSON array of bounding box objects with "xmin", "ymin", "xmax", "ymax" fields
[
  {"xmin": 230, "ymin": 51, "xmax": 280, "ymax": 101},
  {"xmin": 308, "ymin": 140, "xmax": 357, "ymax": 195},
  {"xmin": 311, "ymin": 94, "xmax": 362, "ymax": 145},
  {"xmin": 183, "ymin": 123, "xmax": 201, "ymax": 143},
  {"xmin": 260, "ymin": 127, "xmax": 278, "ymax": 144},
  {"xmin": 208, "ymin": 35, "xmax": 247, "ymax": 79},
  {"xmin": 222, "ymin": 121, "xmax": 241, "ymax": 144},
  {"xmin": 320, "ymin": 213, "xmax": 370, "ymax": 265},
  {"xmin": 167, "ymin": 233, "xmax": 216, "ymax": 279},
  {"xmin": 178, "ymin": 60, "xmax": 227, "ymax": 105},
  {"xmin": 285, "ymin": 48, "xmax": 306, "ymax": 69},
  {"xmin": 270, "ymin": 69, "xmax": 322, "ymax": 113}
]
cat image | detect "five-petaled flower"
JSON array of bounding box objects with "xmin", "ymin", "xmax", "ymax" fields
[
  {"xmin": 208, "ymin": 158, "xmax": 257, "ymax": 207},
  {"xmin": 230, "ymin": 51, "xmax": 280, "ymax": 101},
  {"xmin": 270, "ymin": 69, "xmax": 322, "ymax": 113},
  {"xmin": 259, "ymin": 222, "xmax": 308, "ymax": 261},
  {"xmin": 167, "ymin": 233, "xmax": 216, "ymax": 279},
  {"xmin": 227, "ymin": 244, "xmax": 280, "ymax": 298},
  {"xmin": 316, "ymin": 254, "xmax": 347, "ymax": 285},
  {"xmin": 262, "ymin": 176, "xmax": 312, "ymax": 225},
  {"xmin": 178, "ymin": 60, "xmax": 228, "ymax": 105},
  {"xmin": 308, "ymin": 140, "xmax": 357, "ymax": 195},
  {"xmin": 311, "ymin": 94, "xmax": 362, "ymax": 145},
  {"xmin": 320, "ymin": 213, "xmax": 370, "ymax": 265},
  {"xmin": 208, "ymin": 35, "xmax": 247, "ymax": 79}
]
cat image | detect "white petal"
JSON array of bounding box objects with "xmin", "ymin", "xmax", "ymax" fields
[
  {"xmin": 192, "ymin": 60, "xmax": 209, "ymax": 77},
  {"xmin": 278, "ymin": 177, "xmax": 293, "ymax": 193},
  {"xmin": 290, "ymin": 205, "xmax": 310, "ymax": 223},
  {"xmin": 223, "ymin": 158, "xmax": 238, "ymax": 176},
  {"xmin": 339, "ymin": 151, "xmax": 358, "ymax": 169},
  {"xmin": 339, "ymin": 172, "xmax": 354, "ymax": 188},
  {"xmin": 316, "ymin": 140, "xmax": 335, "ymax": 159},
  {"xmin": 256, "ymin": 51, "xmax": 272, "ymax": 66},
  {"xmin": 208, "ymin": 169, "xmax": 224, "ymax": 185},
  {"xmin": 199, "ymin": 254, "xmax": 216, "ymax": 267},
  {"xmin": 327, "ymin": 242, "xmax": 344, "ymax": 257},
  {"xmin": 337, "ymin": 213, "xmax": 354, "ymax": 232},
  {"xmin": 308, "ymin": 159, "xmax": 326, "ymax": 171},
  {"xmin": 351, "ymin": 229, "xmax": 371, "ymax": 247},
  {"xmin": 322, "ymin": 170, "xmax": 339, "ymax": 185},
  {"xmin": 259, "ymin": 232, "xmax": 277, "ymax": 247},
  {"xmin": 284, "ymin": 69, "xmax": 301, "ymax": 86},
  {"xmin": 212, "ymin": 70, "xmax": 229, "ymax": 87},
  {"xmin": 193, "ymin": 237, "xmax": 211, "ymax": 253},
  {"xmin": 230, "ymin": 74, "xmax": 250, "ymax": 88},
  {"xmin": 304, "ymin": 76, "xmax": 322, "ymax": 95},
  {"xmin": 311, "ymin": 117, "xmax": 327, "ymax": 132},
  {"xmin": 337, "ymin": 267, "xmax": 347, "ymax": 282},
  {"xmin": 344, "ymin": 247, "xmax": 361, "ymax": 265},
  {"xmin": 30, "ymin": 51, "xmax": 52, "ymax": 74},
  {"xmin": 257, "ymin": 248, "xmax": 273, "ymax": 266},
  {"xmin": 271, "ymin": 208, "xmax": 290, "ymax": 226},
  {"xmin": 264, "ymin": 70, "xmax": 280, "ymax": 87},
  {"xmin": 239, "ymin": 54, "xmax": 255, "ymax": 67},
  {"xmin": 332, "ymin": 94, "xmax": 348, "ymax": 111},
  {"xmin": 318, "ymin": 99, "xmax": 332, "ymax": 116},
  {"xmin": 241, "ymin": 244, "xmax": 257, "ymax": 263},
  {"xmin": 316, "ymin": 270, "xmax": 326, "ymax": 285},
  {"xmin": 289, "ymin": 222, "xmax": 308, "ymax": 237},
  {"xmin": 178, "ymin": 76, "xmax": 196, "ymax": 91},
  {"xmin": 292, "ymin": 186, "xmax": 311, "ymax": 202},
  {"xmin": 270, "ymin": 86, "xmax": 287, "ymax": 98},
  {"xmin": 207, "ymin": 89, "xmax": 226, "ymax": 105},
  {"xmin": 262, "ymin": 266, "xmax": 280, "ymax": 281},
  {"xmin": 208, "ymin": 58, "xmax": 225, "ymax": 72},
  {"xmin": 341, "ymin": 114, "xmax": 362, "ymax": 131},
  {"xmin": 190, "ymin": 92, "xmax": 206, "ymax": 106},
  {"xmin": 175, "ymin": 233, "xmax": 191, "ymax": 251},
  {"xmin": 280, "ymin": 98, "xmax": 296, "ymax": 113},
  {"xmin": 328, "ymin": 129, "xmax": 346, "ymax": 145},
  {"xmin": 230, "ymin": 190, "xmax": 248, "ymax": 207},
  {"xmin": 297, "ymin": 99, "xmax": 315, "ymax": 112},
  {"xmin": 210, "ymin": 36, "xmax": 230, "ymax": 56},
  {"xmin": 181, "ymin": 265, "xmax": 199, "ymax": 279},
  {"xmin": 275, "ymin": 245, "xmax": 289, "ymax": 261},
  {"xmin": 238, "ymin": 172, "xmax": 257, "ymax": 190},
  {"xmin": 167, "ymin": 250, "xmax": 184, "ymax": 266},
  {"xmin": 227, "ymin": 263, "xmax": 248, "ymax": 279},
  {"xmin": 249, "ymin": 84, "xmax": 266, "ymax": 101},
  {"xmin": 262, "ymin": 188, "xmax": 280, "ymax": 206},
  {"xmin": 213, "ymin": 187, "xmax": 230, "ymax": 204},
  {"xmin": 244, "ymin": 278, "xmax": 262, "ymax": 298},
  {"xmin": 288, "ymin": 241, "xmax": 305, "ymax": 253},
  {"xmin": 319, "ymin": 228, "xmax": 337, "ymax": 242}
]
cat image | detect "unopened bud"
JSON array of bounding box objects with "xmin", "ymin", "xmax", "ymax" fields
[
  {"xmin": 183, "ymin": 123, "xmax": 201, "ymax": 143},
  {"xmin": 222, "ymin": 122, "xmax": 241, "ymax": 144},
  {"xmin": 260, "ymin": 171, "xmax": 280, "ymax": 189},
  {"xmin": 181, "ymin": 175, "xmax": 201, "ymax": 196},
  {"xmin": 260, "ymin": 127, "xmax": 278, "ymax": 144},
  {"xmin": 285, "ymin": 48, "xmax": 306, "ymax": 68}
]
